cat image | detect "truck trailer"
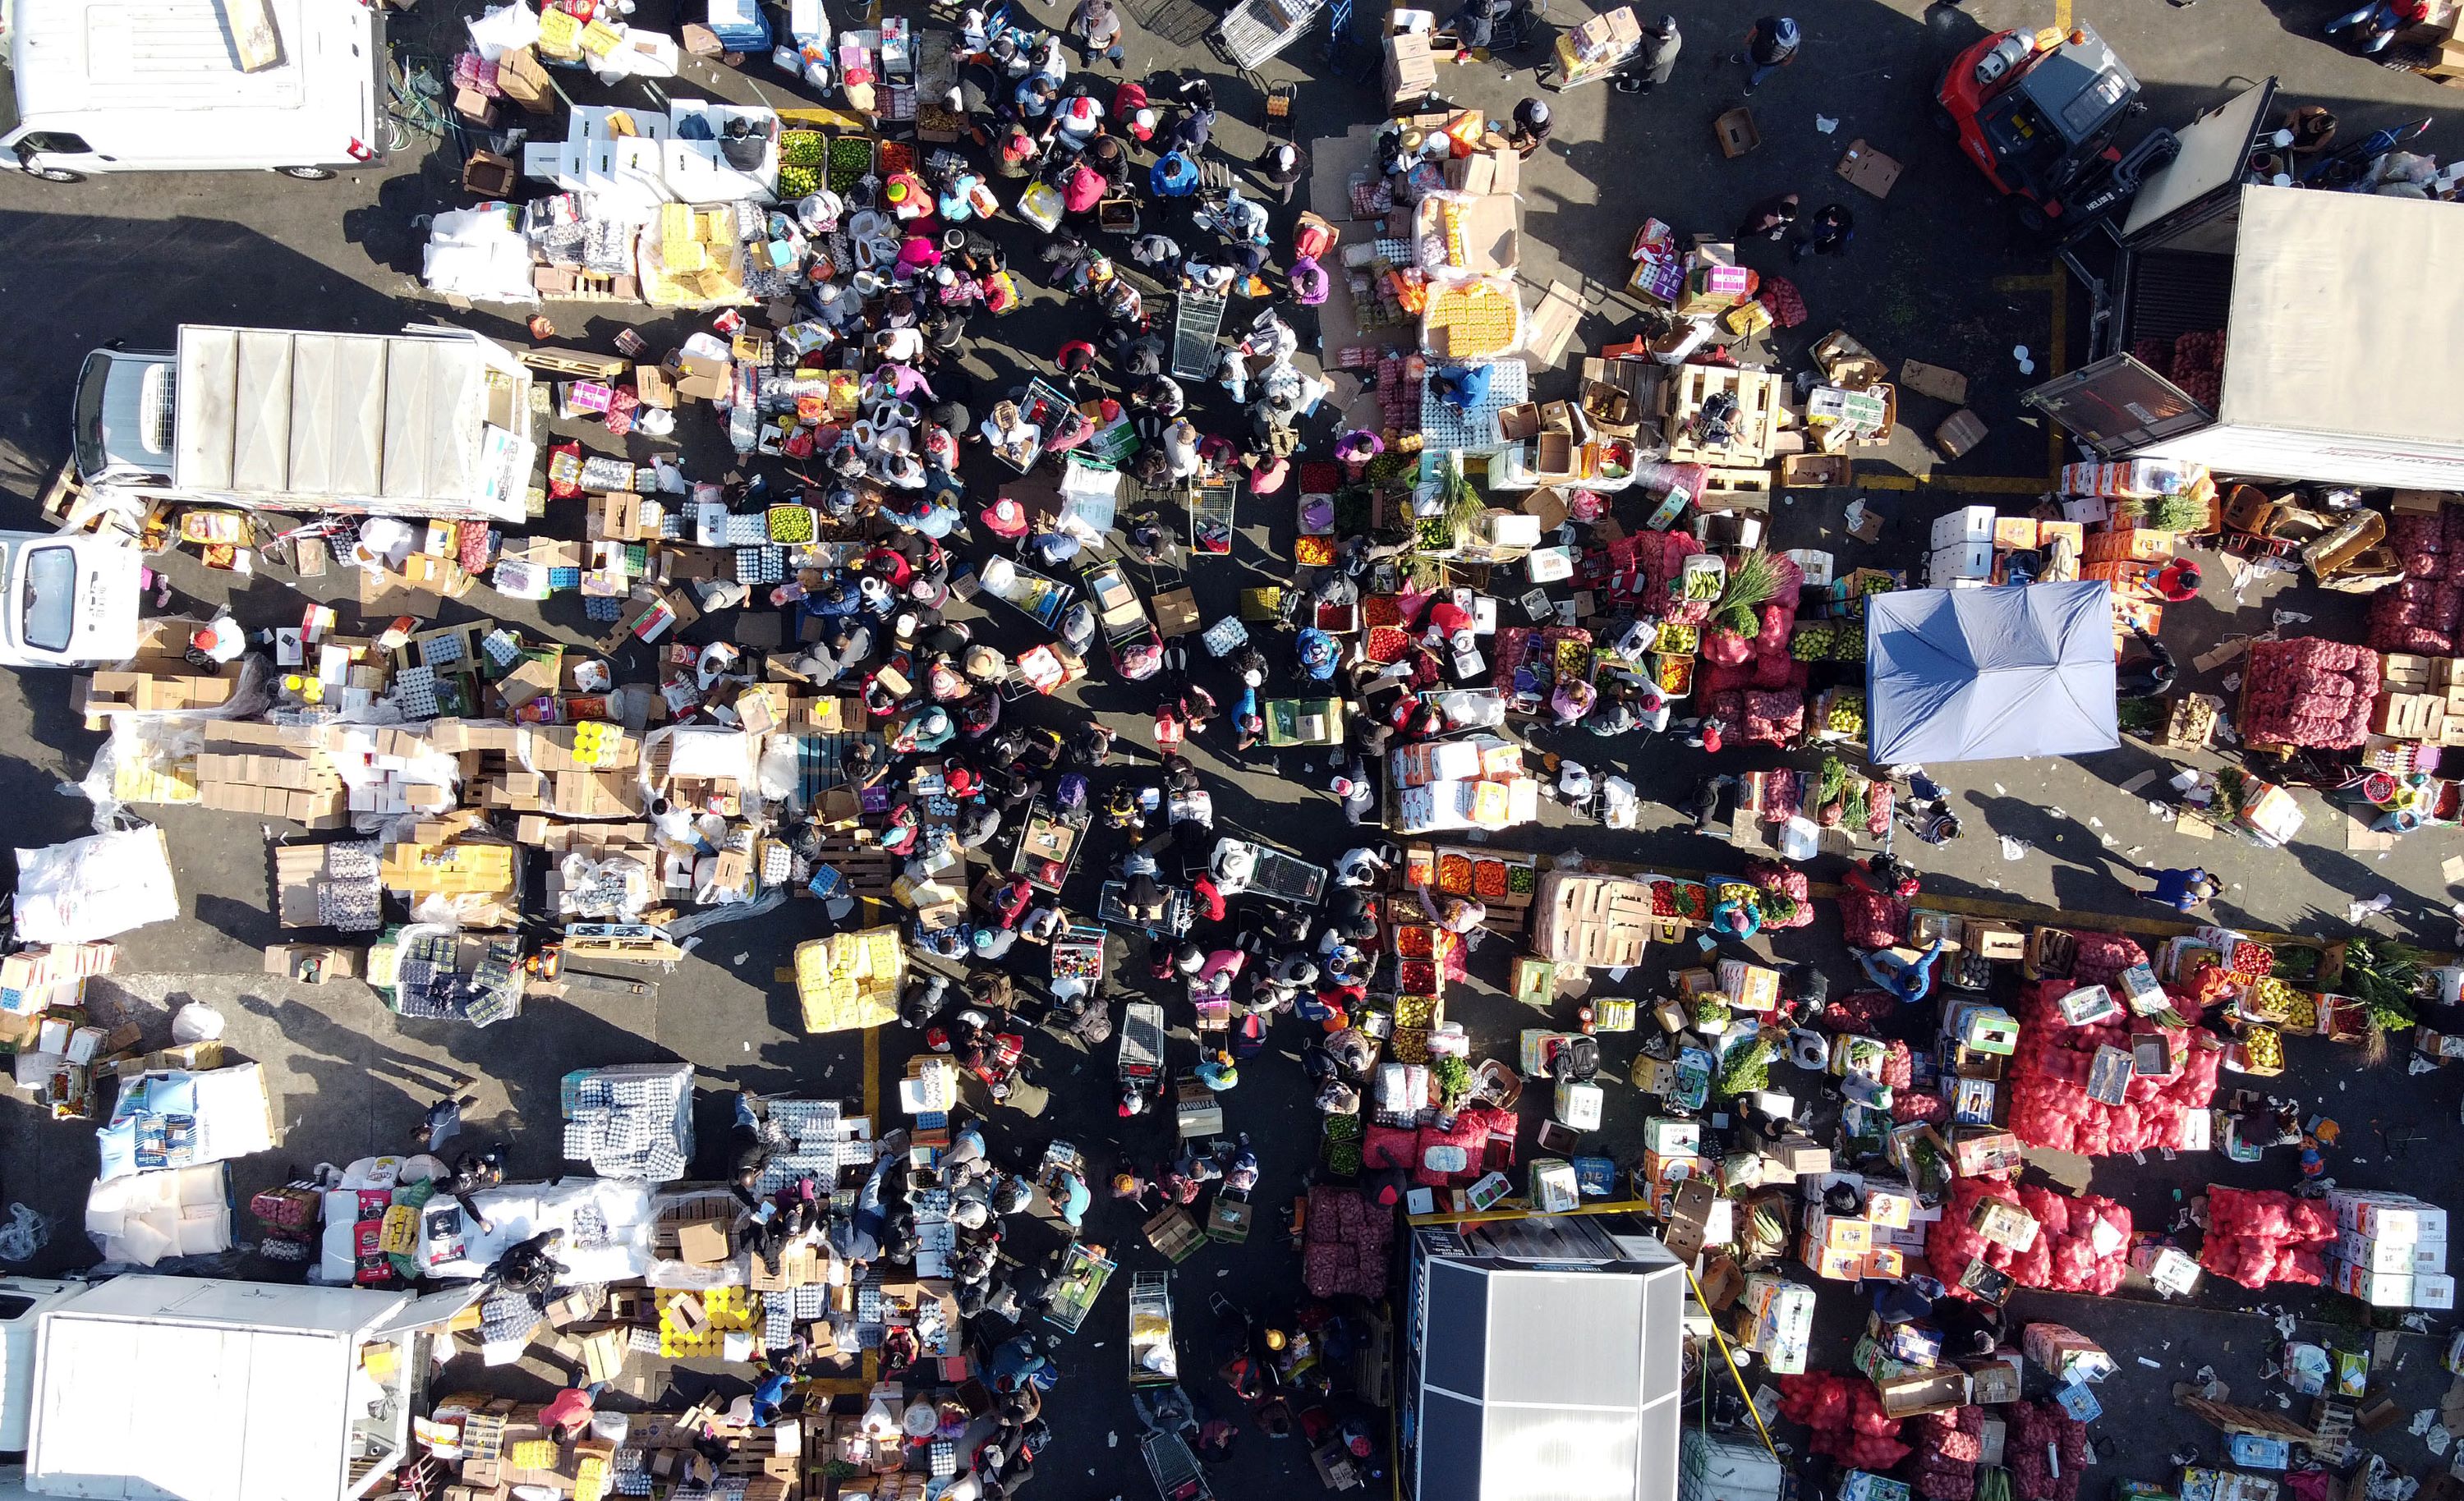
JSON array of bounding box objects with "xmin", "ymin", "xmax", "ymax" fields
[
  {"xmin": 0, "ymin": 1274, "xmax": 475, "ymax": 1501},
  {"xmin": 74, "ymin": 324, "xmax": 538, "ymax": 525},
  {"xmin": 2030, "ymin": 80, "xmax": 2464, "ymax": 490}
]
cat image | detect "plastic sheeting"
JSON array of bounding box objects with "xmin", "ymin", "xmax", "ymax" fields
[
  {"xmin": 15, "ymin": 826, "xmax": 181, "ymax": 943},
  {"xmin": 1864, "ymin": 583, "xmax": 2119, "ymax": 764}
]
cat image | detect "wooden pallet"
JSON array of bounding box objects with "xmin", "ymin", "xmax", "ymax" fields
[
  {"xmin": 1662, "ymin": 365, "xmax": 1783, "ymax": 466},
  {"xmin": 805, "ymin": 832, "xmax": 898, "ymax": 899},
  {"xmin": 1699, "ymin": 466, "xmax": 1775, "ymax": 503}
]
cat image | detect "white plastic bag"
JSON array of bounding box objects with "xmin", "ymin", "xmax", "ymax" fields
[{"xmin": 170, "ymin": 1003, "xmax": 227, "ymax": 1045}]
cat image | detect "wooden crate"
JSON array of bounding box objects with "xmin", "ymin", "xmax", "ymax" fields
[
  {"xmin": 1699, "ymin": 467, "xmax": 1775, "ymax": 505},
  {"xmin": 1662, "ymin": 366, "xmax": 1783, "ymax": 466}
]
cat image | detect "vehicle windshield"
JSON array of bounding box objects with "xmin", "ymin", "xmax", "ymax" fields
[
  {"xmin": 72, "ymin": 356, "xmax": 109, "ymax": 478},
  {"xmin": 22, "ymin": 546, "xmax": 77, "ymax": 654}
]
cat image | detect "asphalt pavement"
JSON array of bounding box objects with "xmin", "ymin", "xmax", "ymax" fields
[{"xmin": 2, "ymin": 0, "xmax": 2464, "ymax": 1491}]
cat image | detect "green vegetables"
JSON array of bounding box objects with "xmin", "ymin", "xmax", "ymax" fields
[
  {"xmin": 2342, "ymin": 935, "xmax": 2423, "ymax": 1034},
  {"xmin": 826, "ymin": 137, "xmax": 874, "ymax": 194},
  {"xmin": 1690, "ymin": 997, "xmax": 1731, "ymax": 1032},
  {"xmin": 1713, "ymin": 1035, "xmax": 1775, "ymax": 1099},
  {"xmin": 779, "ymin": 131, "xmax": 827, "ymax": 167},
  {"xmin": 1790, "ymin": 620, "xmax": 1866, "ymax": 662},
  {"xmin": 778, "ymin": 163, "xmax": 819, "ymax": 199},
  {"xmin": 1715, "ymin": 549, "xmax": 1781, "ymax": 635},
  {"xmin": 1432, "ymin": 1056, "xmax": 1472, "ymax": 1106}
]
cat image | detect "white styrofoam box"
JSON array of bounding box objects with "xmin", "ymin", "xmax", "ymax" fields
[
  {"xmin": 1785, "ymin": 549, "xmax": 1835, "ymax": 586},
  {"xmin": 2416, "ymin": 1273, "xmax": 2457, "ymax": 1311},
  {"xmin": 1556, "ymin": 1078, "xmax": 1604, "ymax": 1131},
  {"xmin": 2333, "ymin": 1260, "xmax": 2412, "ymax": 1306},
  {"xmin": 1929, "ymin": 542, "xmax": 1994, "ymax": 581},
  {"xmin": 1929, "ymin": 505, "xmax": 1997, "ymax": 549},
  {"xmin": 2359, "ymin": 1200, "xmax": 2448, "ymax": 1242},
  {"xmin": 2340, "ymin": 1230, "xmax": 2420, "ymax": 1274}
]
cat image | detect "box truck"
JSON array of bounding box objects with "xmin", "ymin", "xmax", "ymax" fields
[
  {"xmin": 2, "ymin": 0, "xmax": 383, "ymax": 182},
  {"xmin": 0, "ymin": 1274, "xmax": 476, "ymax": 1501},
  {"xmin": 74, "ymin": 325, "xmax": 539, "ymax": 525},
  {"xmin": 2030, "ymin": 80, "xmax": 2464, "ymax": 490}
]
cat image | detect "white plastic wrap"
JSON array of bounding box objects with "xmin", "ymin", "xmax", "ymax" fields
[
  {"xmin": 420, "ymin": 1177, "xmax": 660, "ymax": 1284},
  {"xmin": 423, "ymin": 207, "xmax": 544, "ymax": 307},
  {"xmin": 16, "ymin": 827, "xmax": 180, "ymax": 943},
  {"xmin": 464, "ymin": 0, "xmax": 543, "ymax": 61}
]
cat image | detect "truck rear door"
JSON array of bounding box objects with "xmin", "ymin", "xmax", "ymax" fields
[{"xmin": 2023, "ymin": 353, "xmax": 2212, "ymax": 459}]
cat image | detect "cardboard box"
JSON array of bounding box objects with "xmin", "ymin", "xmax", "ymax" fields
[
  {"xmin": 1963, "ymin": 1352, "xmax": 2023, "ymax": 1403},
  {"xmin": 1876, "ymin": 1368, "xmax": 1970, "ymax": 1418},
  {"xmin": 1836, "ymin": 140, "xmax": 1903, "ymax": 199},
  {"xmin": 1383, "ymin": 32, "xmax": 1437, "ymax": 104},
  {"xmin": 676, "ymin": 1220, "xmax": 730, "ymax": 1266},
  {"xmin": 1934, "ymin": 410, "xmax": 1989, "ymax": 461},
  {"xmin": 1897, "ymin": 360, "xmax": 1970, "ymax": 405}
]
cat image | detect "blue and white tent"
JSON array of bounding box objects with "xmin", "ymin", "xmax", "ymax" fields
[{"xmin": 1864, "ymin": 582, "xmax": 2120, "ymax": 764}]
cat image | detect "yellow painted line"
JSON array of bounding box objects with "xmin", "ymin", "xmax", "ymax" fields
[
  {"xmin": 1863, "ymin": 473, "xmax": 2050, "ymax": 494},
  {"xmin": 2055, "ymin": 0, "xmax": 2073, "ymax": 32}
]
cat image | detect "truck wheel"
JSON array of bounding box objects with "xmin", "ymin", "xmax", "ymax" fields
[
  {"xmin": 1930, "ymin": 104, "xmax": 1959, "ymax": 137},
  {"xmin": 21, "ymin": 163, "xmax": 83, "ymax": 183},
  {"xmin": 276, "ymin": 165, "xmax": 338, "ymax": 180},
  {"xmin": 2016, "ymin": 202, "xmax": 2049, "ymax": 233}
]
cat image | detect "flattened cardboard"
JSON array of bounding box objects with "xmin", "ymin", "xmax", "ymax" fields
[{"xmin": 1837, "ymin": 140, "xmax": 1903, "ymax": 199}]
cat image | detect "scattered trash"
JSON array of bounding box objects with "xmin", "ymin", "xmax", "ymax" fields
[
  {"xmin": 1999, "ymin": 835, "xmax": 2027, "ymax": 861},
  {"xmin": 1815, "ymin": 114, "xmax": 1839, "ymax": 133},
  {"xmin": 0, "ymin": 1203, "xmax": 53, "ymax": 1262}
]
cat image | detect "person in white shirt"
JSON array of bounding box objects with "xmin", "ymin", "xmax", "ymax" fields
[{"xmin": 1335, "ymin": 846, "xmax": 1390, "ymax": 887}]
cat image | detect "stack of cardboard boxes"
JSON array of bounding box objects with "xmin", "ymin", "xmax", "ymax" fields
[
  {"xmin": 2374, "ymin": 653, "xmax": 2464, "ymax": 748},
  {"xmin": 1799, "ymin": 1174, "xmax": 1924, "ymax": 1282},
  {"xmin": 2327, "ymin": 1189, "xmax": 2454, "ymax": 1310}
]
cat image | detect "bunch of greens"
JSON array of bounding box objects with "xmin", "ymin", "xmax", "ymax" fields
[
  {"xmin": 2342, "ymin": 935, "xmax": 2422, "ymax": 1034},
  {"xmin": 1715, "ymin": 549, "xmax": 1781, "ymax": 636}
]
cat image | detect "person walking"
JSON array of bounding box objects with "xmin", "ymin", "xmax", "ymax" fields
[
  {"xmin": 414, "ymin": 1086, "xmax": 481, "ymax": 1155},
  {"xmin": 1734, "ymin": 190, "xmax": 1800, "ymax": 243},
  {"xmin": 2135, "ymin": 865, "xmax": 2217, "ymax": 912},
  {"xmin": 1505, "ymin": 97, "xmax": 1552, "ymax": 158},
  {"xmin": 1069, "ymin": 0, "xmax": 1125, "ymax": 64},
  {"xmin": 1738, "ymin": 16, "xmax": 1800, "ymax": 90},
  {"xmin": 1790, "ymin": 202, "xmax": 1853, "ymax": 260},
  {"xmin": 1255, "ymin": 140, "xmax": 1309, "ymax": 204},
  {"xmin": 1615, "ymin": 14, "xmax": 1682, "ymax": 92}
]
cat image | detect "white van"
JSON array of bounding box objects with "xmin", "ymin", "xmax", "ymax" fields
[
  {"xmin": 2, "ymin": 0, "xmax": 383, "ymax": 183},
  {"xmin": 0, "ymin": 532, "xmax": 143, "ymax": 668}
]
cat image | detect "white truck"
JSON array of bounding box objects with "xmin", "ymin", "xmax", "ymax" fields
[
  {"xmin": 74, "ymin": 325, "xmax": 540, "ymax": 525},
  {"xmin": 2030, "ymin": 80, "xmax": 2464, "ymax": 490},
  {"xmin": 3, "ymin": 0, "xmax": 383, "ymax": 182},
  {"xmin": 0, "ymin": 1274, "xmax": 476, "ymax": 1501}
]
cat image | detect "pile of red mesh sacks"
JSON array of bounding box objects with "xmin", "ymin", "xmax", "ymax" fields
[
  {"xmin": 1925, "ymin": 1178, "xmax": 2131, "ymax": 1296},
  {"xmin": 2007, "ymin": 1402, "xmax": 2089, "ymax": 1501},
  {"xmin": 1699, "ymin": 557, "xmax": 1813, "ymax": 746},
  {"xmin": 2239, "ymin": 636, "xmax": 2379, "ymax": 750},
  {"xmin": 1902, "ymin": 1407, "xmax": 1987, "ymax": 1501},
  {"xmin": 2007, "ymin": 934, "xmax": 2223, "ymax": 1156},
  {"xmin": 1583, "ymin": 530, "xmax": 1712, "ymax": 622},
  {"xmin": 1839, "ymin": 889, "xmax": 1910, "ymax": 950},
  {"xmin": 2372, "ymin": 505, "xmax": 2464, "ymax": 653},
  {"xmin": 2197, "ymin": 1184, "xmax": 2334, "ymax": 1290},
  {"xmin": 1361, "ymin": 1102, "xmax": 1514, "ymax": 1189},
  {"xmin": 1777, "ymin": 1373, "xmax": 1909, "ymax": 1471},
  {"xmin": 1302, "ymin": 1186, "xmax": 1391, "ymax": 1300}
]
